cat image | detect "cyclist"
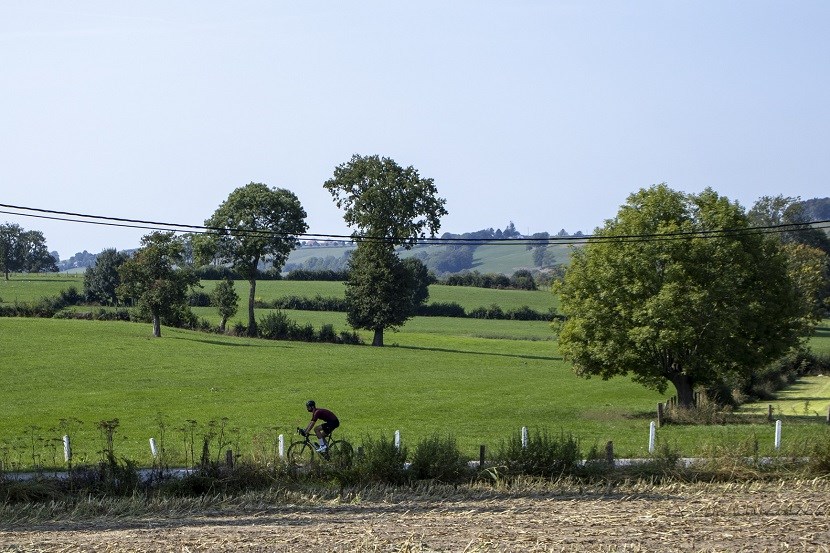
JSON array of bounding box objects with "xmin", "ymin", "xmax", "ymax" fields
[{"xmin": 303, "ymin": 400, "xmax": 339, "ymax": 453}]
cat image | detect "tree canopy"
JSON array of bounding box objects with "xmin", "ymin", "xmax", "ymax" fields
[
  {"xmin": 117, "ymin": 232, "xmax": 198, "ymax": 337},
  {"xmin": 197, "ymin": 183, "xmax": 308, "ymax": 336},
  {"xmin": 556, "ymin": 184, "xmax": 806, "ymax": 407},
  {"xmin": 324, "ymin": 154, "xmax": 446, "ymax": 246},
  {"xmin": 749, "ymin": 195, "xmax": 830, "ymax": 317},
  {"xmin": 211, "ymin": 277, "xmax": 239, "ymax": 333},
  {"xmin": 83, "ymin": 248, "xmax": 128, "ymax": 305},
  {"xmin": 344, "ymin": 243, "xmax": 432, "ymax": 345},
  {"xmin": 325, "ymin": 155, "xmax": 447, "ymax": 345},
  {"xmin": 0, "ymin": 223, "xmax": 57, "ymax": 280}
]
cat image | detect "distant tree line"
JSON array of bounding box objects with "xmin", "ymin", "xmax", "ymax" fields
[
  {"xmin": 440, "ymin": 269, "xmax": 538, "ymax": 290},
  {"xmin": 0, "ymin": 223, "xmax": 57, "ymax": 280}
]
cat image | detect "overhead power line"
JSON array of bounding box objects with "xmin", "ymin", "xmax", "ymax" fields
[{"xmin": 1, "ymin": 202, "xmax": 829, "ymax": 247}]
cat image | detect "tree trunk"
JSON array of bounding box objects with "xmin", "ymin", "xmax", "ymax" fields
[
  {"xmin": 219, "ymin": 317, "xmax": 227, "ymax": 334},
  {"xmin": 670, "ymin": 373, "xmax": 695, "ymax": 408},
  {"xmin": 247, "ymin": 278, "xmax": 257, "ymax": 337},
  {"xmin": 152, "ymin": 314, "xmax": 161, "ymax": 338},
  {"xmin": 372, "ymin": 328, "xmax": 384, "ymax": 347}
]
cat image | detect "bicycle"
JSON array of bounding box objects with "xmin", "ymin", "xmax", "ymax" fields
[{"xmin": 287, "ymin": 427, "xmax": 354, "ymax": 469}]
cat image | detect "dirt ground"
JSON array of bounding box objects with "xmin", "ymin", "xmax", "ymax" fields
[{"xmin": 2, "ymin": 480, "xmax": 830, "ymax": 552}]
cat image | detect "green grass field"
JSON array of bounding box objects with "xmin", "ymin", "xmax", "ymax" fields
[
  {"xmin": 1, "ymin": 274, "xmax": 829, "ymax": 471},
  {"xmin": 236, "ymin": 280, "xmax": 558, "ymax": 312},
  {"xmin": 0, "ymin": 274, "xmax": 84, "ymax": 304},
  {"xmin": 1, "ymin": 274, "xmax": 558, "ymax": 313}
]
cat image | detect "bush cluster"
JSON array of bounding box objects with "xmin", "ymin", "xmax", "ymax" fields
[
  {"xmin": 415, "ymin": 302, "xmax": 467, "ymax": 317},
  {"xmin": 492, "ymin": 429, "xmax": 581, "ymax": 477},
  {"xmin": 703, "ymin": 350, "xmax": 830, "ymax": 408},
  {"xmin": 284, "ymin": 269, "xmax": 348, "ymax": 281},
  {"xmin": 195, "ymin": 266, "xmax": 282, "ymax": 281},
  {"xmin": 257, "ymin": 311, "xmax": 362, "ymax": 345},
  {"xmin": 442, "ymin": 271, "xmax": 537, "ymax": 290},
  {"xmin": 53, "ymin": 309, "xmax": 132, "ymax": 322},
  {"xmin": 0, "ymin": 286, "xmax": 85, "ymax": 319},
  {"xmin": 256, "ymin": 295, "xmax": 349, "ymax": 312},
  {"xmin": 468, "ymin": 304, "xmax": 554, "ymax": 321}
]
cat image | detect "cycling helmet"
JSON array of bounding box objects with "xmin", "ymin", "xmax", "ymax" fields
[{"xmin": 305, "ymin": 400, "xmax": 316, "ymax": 410}]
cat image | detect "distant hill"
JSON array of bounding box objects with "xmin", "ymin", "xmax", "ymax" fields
[{"xmin": 57, "ymin": 197, "xmax": 828, "ymax": 275}]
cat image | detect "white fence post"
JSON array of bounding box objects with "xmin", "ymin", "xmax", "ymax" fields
[
  {"xmin": 394, "ymin": 430, "xmax": 401, "ymax": 450},
  {"xmin": 774, "ymin": 419, "xmax": 782, "ymax": 450},
  {"xmin": 149, "ymin": 438, "xmax": 158, "ymax": 458},
  {"xmin": 278, "ymin": 434, "xmax": 285, "ymax": 458},
  {"xmin": 63, "ymin": 435, "xmax": 72, "ymax": 464},
  {"xmin": 648, "ymin": 421, "xmax": 656, "ymax": 453},
  {"xmin": 521, "ymin": 426, "xmax": 528, "ymax": 449}
]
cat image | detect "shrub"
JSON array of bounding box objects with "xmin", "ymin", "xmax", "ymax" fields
[
  {"xmin": 269, "ymin": 295, "xmax": 348, "ymax": 312},
  {"xmin": 510, "ymin": 270, "xmax": 537, "ymax": 291},
  {"xmin": 469, "ymin": 304, "xmax": 504, "ymax": 320},
  {"xmin": 285, "ymin": 269, "xmax": 349, "ymax": 281},
  {"xmin": 408, "ymin": 434, "xmax": 470, "ymax": 483},
  {"xmin": 258, "ymin": 311, "xmax": 296, "ymax": 340},
  {"xmin": 338, "ymin": 331, "xmax": 364, "ymax": 345},
  {"xmin": 319, "ymin": 324, "xmax": 337, "ymax": 343},
  {"xmin": 726, "ymin": 349, "xmax": 830, "ymax": 407},
  {"xmin": 353, "ymin": 434, "xmax": 408, "ymax": 485},
  {"xmin": 416, "ymin": 302, "xmax": 466, "ymax": 317},
  {"xmin": 808, "ymin": 437, "xmax": 830, "ymax": 476},
  {"xmin": 290, "ymin": 322, "xmax": 317, "ymax": 342},
  {"xmin": 187, "ymin": 290, "xmax": 212, "ymax": 307},
  {"xmin": 505, "ymin": 305, "xmax": 549, "ymax": 321},
  {"xmin": 493, "ymin": 429, "xmax": 581, "ymax": 477}
]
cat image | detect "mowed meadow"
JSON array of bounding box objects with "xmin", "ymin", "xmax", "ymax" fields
[{"xmin": 1, "ymin": 273, "xmax": 829, "ymax": 470}]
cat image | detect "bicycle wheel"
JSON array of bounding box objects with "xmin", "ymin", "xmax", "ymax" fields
[
  {"xmin": 286, "ymin": 441, "xmax": 315, "ymax": 468},
  {"xmin": 326, "ymin": 439, "xmax": 354, "ymax": 469}
]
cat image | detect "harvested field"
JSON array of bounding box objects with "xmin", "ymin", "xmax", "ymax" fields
[{"xmin": 2, "ymin": 479, "xmax": 830, "ymax": 552}]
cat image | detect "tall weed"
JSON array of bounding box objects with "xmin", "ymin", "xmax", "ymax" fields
[
  {"xmin": 408, "ymin": 434, "xmax": 471, "ymax": 483},
  {"xmin": 493, "ymin": 429, "xmax": 581, "ymax": 477}
]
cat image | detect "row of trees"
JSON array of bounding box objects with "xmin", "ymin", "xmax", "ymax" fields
[
  {"xmin": 0, "ymin": 223, "xmax": 57, "ymax": 280},
  {"xmin": 79, "ymin": 155, "xmax": 447, "ymax": 341}
]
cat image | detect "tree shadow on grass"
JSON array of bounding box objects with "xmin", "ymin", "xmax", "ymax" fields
[
  {"xmin": 170, "ymin": 336, "xmax": 284, "ymax": 348},
  {"xmin": 392, "ymin": 343, "xmax": 561, "ymax": 362}
]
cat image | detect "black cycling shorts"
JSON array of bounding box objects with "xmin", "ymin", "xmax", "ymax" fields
[{"xmin": 321, "ymin": 420, "xmax": 339, "ymax": 435}]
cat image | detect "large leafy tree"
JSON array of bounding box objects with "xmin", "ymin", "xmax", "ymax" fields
[
  {"xmin": 197, "ymin": 183, "xmax": 307, "ymax": 337},
  {"xmin": 117, "ymin": 232, "xmax": 199, "ymax": 338},
  {"xmin": 324, "ymin": 154, "xmax": 447, "ymax": 346},
  {"xmin": 556, "ymin": 184, "xmax": 805, "ymax": 407},
  {"xmin": 83, "ymin": 248, "xmax": 129, "ymax": 305},
  {"xmin": 0, "ymin": 223, "xmax": 57, "ymax": 280}
]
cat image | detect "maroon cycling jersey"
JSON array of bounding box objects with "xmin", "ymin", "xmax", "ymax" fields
[{"xmin": 310, "ymin": 408, "xmax": 339, "ymax": 425}]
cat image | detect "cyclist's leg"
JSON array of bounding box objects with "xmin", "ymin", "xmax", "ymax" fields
[
  {"xmin": 313, "ymin": 423, "xmax": 329, "ymax": 450},
  {"xmin": 316, "ymin": 422, "xmax": 338, "ymax": 450}
]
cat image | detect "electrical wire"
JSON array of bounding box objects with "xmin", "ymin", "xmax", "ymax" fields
[{"xmin": 1, "ymin": 202, "xmax": 829, "ymax": 247}]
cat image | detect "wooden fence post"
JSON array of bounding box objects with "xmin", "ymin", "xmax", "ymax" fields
[
  {"xmin": 479, "ymin": 445, "xmax": 486, "ymax": 467},
  {"xmin": 605, "ymin": 441, "xmax": 614, "ymax": 465},
  {"xmin": 767, "ymin": 405, "xmax": 774, "ymax": 422},
  {"xmin": 657, "ymin": 403, "xmax": 664, "ymax": 427},
  {"xmin": 225, "ymin": 449, "xmax": 234, "ymax": 468},
  {"xmin": 826, "ymin": 405, "xmax": 830, "ymax": 424}
]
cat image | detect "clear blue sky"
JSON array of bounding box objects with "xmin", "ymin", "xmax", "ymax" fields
[{"xmin": 1, "ymin": 1, "xmax": 828, "ymax": 259}]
